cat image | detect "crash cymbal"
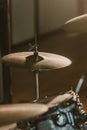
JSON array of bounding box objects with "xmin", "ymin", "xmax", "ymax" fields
[
  {"xmin": 0, "ymin": 103, "xmax": 48, "ymax": 126},
  {"xmin": 47, "ymin": 92, "xmax": 74, "ymax": 108},
  {"xmin": 62, "ymin": 14, "xmax": 87, "ymax": 33},
  {"xmin": 2, "ymin": 52, "xmax": 71, "ymax": 71}
]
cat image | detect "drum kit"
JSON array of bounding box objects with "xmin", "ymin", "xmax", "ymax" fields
[{"xmin": 1, "ymin": 14, "xmax": 87, "ymax": 130}]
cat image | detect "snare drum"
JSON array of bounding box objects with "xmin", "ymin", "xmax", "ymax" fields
[
  {"xmin": 17, "ymin": 104, "xmax": 77, "ymax": 130},
  {"xmin": 2, "ymin": 94, "xmax": 87, "ymax": 130},
  {"xmin": 17, "ymin": 94, "xmax": 87, "ymax": 130}
]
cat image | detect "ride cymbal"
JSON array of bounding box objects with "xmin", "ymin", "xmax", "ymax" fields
[
  {"xmin": 0, "ymin": 103, "xmax": 48, "ymax": 126},
  {"xmin": 2, "ymin": 52, "xmax": 71, "ymax": 71},
  {"xmin": 62, "ymin": 14, "xmax": 87, "ymax": 33}
]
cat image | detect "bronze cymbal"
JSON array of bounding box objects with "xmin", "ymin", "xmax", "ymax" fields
[
  {"xmin": 0, "ymin": 103, "xmax": 48, "ymax": 126},
  {"xmin": 2, "ymin": 52, "xmax": 71, "ymax": 71},
  {"xmin": 62, "ymin": 14, "xmax": 87, "ymax": 33}
]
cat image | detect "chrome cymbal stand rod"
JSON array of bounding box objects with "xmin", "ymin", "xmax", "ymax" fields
[
  {"xmin": 33, "ymin": 35, "xmax": 40, "ymax": 101},
  {"xmin": 35, "ymin": 71, "xmax": 40, "ymax": 101},
  {"xmin": 33, "ymin": 70, "xmax": 40, "ymax": 102},
  {"xmin": 34, "ymin": 0, "xmax": 39, "ymax": 46},
  {"xmin": 33, "ymin": 20, "xmax": 39, "ymax": 102},
  {"xmin": 33, "ymin": 0, "xmax": 40, "ymax": 102}
]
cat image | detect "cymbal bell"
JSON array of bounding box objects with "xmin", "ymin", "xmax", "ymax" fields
[
  {"xmin": 0, "ymin": 103, "xmax": 48, "ymax": 126},
  {"xmin": 2, "ymin": 52, "xmax": 71, "ymax": 71},
  {"xmin": 62, "ymin": 14, "xmax": 87, "ymax": 33}
]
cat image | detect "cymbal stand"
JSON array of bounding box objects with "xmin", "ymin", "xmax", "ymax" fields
[
  {"xmin": 34, "ymin": 70, "xmax": 39, "ymax": 101},
  {"xmin": 33, "ymin": 41, "xmax": 40, "ymax": 102},
  {"xmin": 33, "ymin": 0, "xmax": 40, "ymax": 102}
]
